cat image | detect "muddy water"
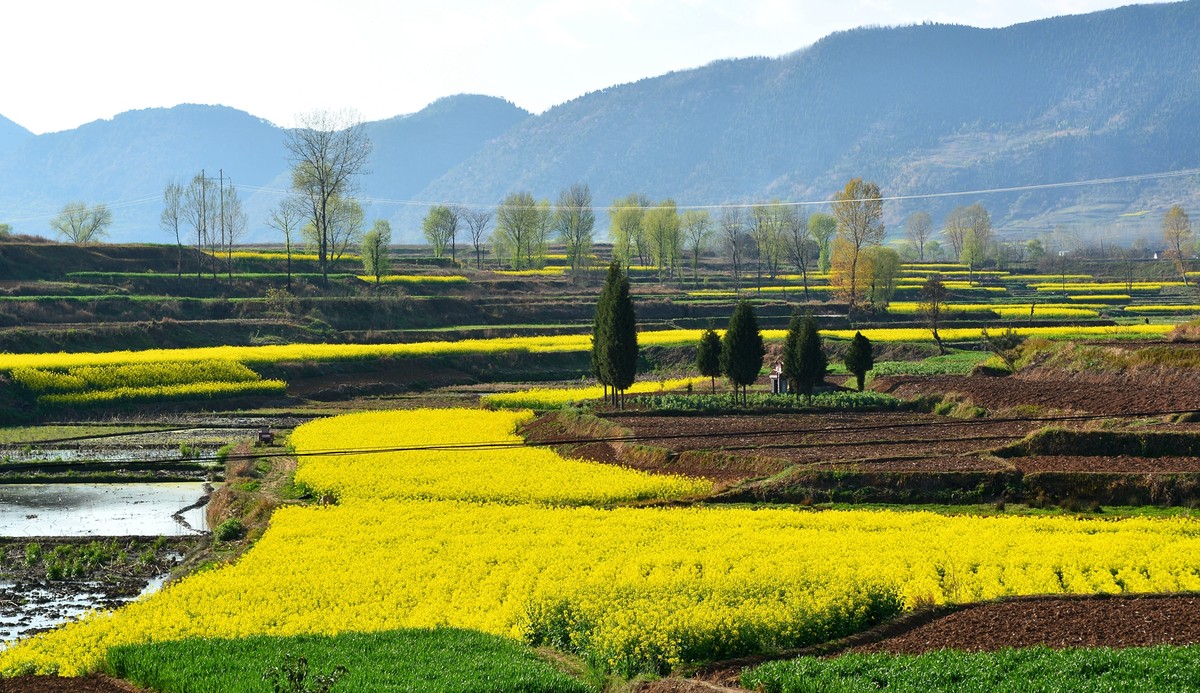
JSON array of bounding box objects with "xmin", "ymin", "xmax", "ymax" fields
[{"xmin": 0, "ymin": 483, "xmax": 209, "ymax": 537}]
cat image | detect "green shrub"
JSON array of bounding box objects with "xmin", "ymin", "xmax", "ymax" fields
[
  {"xmin": 24, "ymin": 542, "xmax": 41, "ymax": 566},
  {"xmin": 213, "ymin": 518, "xmax": 245, "ymax": 542}
]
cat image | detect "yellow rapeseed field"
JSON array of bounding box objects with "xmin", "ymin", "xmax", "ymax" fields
[
  {"xmin": 5, "ymin": 408, "xmax": 1200, "ymax": 677},
  {"xmin": 0, "ymin": 324, "xmax": 1175, "ymax": 374},
  {"xmin": 290, "ymin": 409, "xmax": 709, "ymax": 505},
  {"xmin": 355, "ymin": 274, "xmax": 469, "ymax": 284}
]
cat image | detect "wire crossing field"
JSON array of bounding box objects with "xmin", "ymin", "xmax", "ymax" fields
[{"xmin": 4, "ymin": 409, "xmax": 1200, "ymax": 678}]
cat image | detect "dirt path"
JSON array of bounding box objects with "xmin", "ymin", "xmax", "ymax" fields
[{"xmin": 0, "ymin": 675, "xmax": 146, "ymax": 692}]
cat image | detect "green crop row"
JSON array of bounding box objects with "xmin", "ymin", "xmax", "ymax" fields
[
  {"xmin": 630, "ymin": 390, "xmax": 903, "ymax": 412},
  {"xmin": 870, "ymin": 351, "xmax": 991, "ymax": 377},
  {"xmin": 105, "ymin": 628, "xmax": 587, "ymax": 693},
  {"xmin": 742, "ymin": 643, "xmax": 1200, "ymax": 692}
]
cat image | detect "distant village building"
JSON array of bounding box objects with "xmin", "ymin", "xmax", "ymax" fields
[{"xmin": 769, "ymin": 362, "xmax": 788, "ymax": 395}]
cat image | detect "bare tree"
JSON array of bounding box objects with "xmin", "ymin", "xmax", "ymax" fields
[
  {"xmin": 719, "ymin": 207, "xmax": 750, "ymax": 293},
  {"xmin": 943, "ymin": 203, "xmax": 990, "ymax": 262},
  {"xmin": 182, "ymin": 172, "xmax": 218, "ymax": 279},
  {"xmin": 782, "ymin": 206, "xmax": 816, "ymax": 301},
  {"xmin": 749, "ymin": 202, "xmax": 786, "ymax": 284},
  {"xmin": 920, "ymin": 274, "xmax": 949, "ymax": 355},
  {"xmin": 285, "ymin": 109, "xmax": 372, "ymax": 283},
  {"xmin": 555, "ymin": 183, "xmax": 595, "ymax": 270},
  {"xmin": 221, "ymin": 181, "xmax": 247, "ymax": 281},
  {"xmin": 51, "ymin": 202, "xmax": 112, "ymax": 245},
  {"xmin": 266, "ymin": 196, "xmax": 304, "ymax": 291},
  {"xmin": 324, "ymin": 196, "xmax": 364, "ymax": 261},
  {"xmin": 681, "ymin": 209, "xmax": 712, "ymax": 285},
  {"xmin": 463, "ymin": 207, "xmax": 493, "ymax": 269},
  {"xmin": 161, "ymin": 180, "xmax": 184, "ymax": 281},
  {"xmin": 533, "ymin": 199, "xmax": 553, "ymax": 267},
  {"xmin": 904, "ymin": 211, "xmax": 932, "ymax": 261}
]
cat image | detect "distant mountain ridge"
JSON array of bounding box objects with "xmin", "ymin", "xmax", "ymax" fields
[
  {"xmin": 0, "ymin": 96, "xmax": 530, "ymax": 243},
  {"xmin": 411, "ymin": 1, "xmax": 1200, "ymax": 238},
  {"xmin": 0, "ymin": 114, "xmax": 32, "ymax": 159},
  {"xmin": 0, "ymin": 2, "xmax": 1196, "ymax": 244}
]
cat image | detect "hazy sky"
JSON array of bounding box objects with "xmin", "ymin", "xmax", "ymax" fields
[{"xmin": 1, "ymin": 0, "xmax": 1173, "ymax": 134}]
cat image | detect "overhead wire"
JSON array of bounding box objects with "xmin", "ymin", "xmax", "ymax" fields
[{"xmin": 6, "ymin": 166, "xmax": 1199, "ymax": 223}]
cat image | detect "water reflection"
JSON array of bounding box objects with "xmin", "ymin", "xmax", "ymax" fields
[{"xmin": 0, "ymin": 483, "xmax": 209, "ymax": 536}]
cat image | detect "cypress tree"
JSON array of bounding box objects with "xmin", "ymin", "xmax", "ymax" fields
[
  {"xmin": 695, "ymin": 327, "xmax": 722, "ymax": 394},
  {"xmin": 843, "ymin": 330, "xmax": 874, "ymax": 391},
  {"xmin": 591, "ymin": 263, "xmax": 618, "ymax": 401},
  {"xmin": 607, "ymin": 265, "xmax": 639, "ymax": 407},
  {"xmin": 593, "ymin": 261, "xmax": 638, "ymax": 407},
  {"xmin": 783, "ymin": 309, "xmax": 827, "ymax": 396},
  {"xmin": 720, "ymin": 301, "xmax": 765, "ymax": 406}
]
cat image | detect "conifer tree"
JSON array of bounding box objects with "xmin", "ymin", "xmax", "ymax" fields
[
  {"xmin": 782, "ymin": 309, "xmax": 827, "ymax": 396},
  {"xmin": 695, "ymin": 327, "xmax": 722, "ymax": 394},
  {"xmin": 843, "ymin": 331, "xmax": 874, "ymax": 392},
  {"xmin": 591, "ymin": 263, "xmax": 617, "ymax": 401},
  {"xmin": 592, "ymin": 262, "xmax": 638, "ymax": 407},
  {"xmin": 720, "ymin": 301, "xmax": 765, "ymax": 406}
]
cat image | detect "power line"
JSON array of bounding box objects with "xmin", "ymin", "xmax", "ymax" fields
[{"xmin": 7, "ymin": 166, "xmax": 1199, "ymax": 225}]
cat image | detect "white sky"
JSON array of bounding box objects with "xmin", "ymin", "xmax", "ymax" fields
[{"xmin": 0, "ymin": 0, "xmax": 1174, "ymax": 134}]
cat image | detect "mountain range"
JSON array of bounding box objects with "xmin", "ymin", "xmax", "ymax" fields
[{"xmin": 0, "ymin": 1, "xmax": 1197, "ymax": 245}]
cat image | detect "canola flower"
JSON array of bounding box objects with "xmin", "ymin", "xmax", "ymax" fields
[
  {"xmin": 1125, "ymin": 305, "xmax": 1200, "ymax": 314},
  {"xmin": 6, "ymin": 499, "xmax": 1200, "ymax": 676},
  {"xmin": 885, "ymin": 303, "xmax": 1101, "ymax": 319},
  {"xmin": 1033, "ymin": 282, "xmax": 1177, "ymax": 292},
  {"xmin": 899, "ymin": 270, "xmax": 1008, "ymax": 277},
  {"xmin": 290, "ymin": 409, "xmax": 709, "ymax": 505},
  {"xmin": 1069, "ymin": 294, "xmax": 1132, "ymax": 302},
  {"xmin": 774, "ymin": 273, "xmax": 833, "ymax": 282},
  {"xmin": 481, "ymin": 377, "xmax": 708, "ymax": 410},
  {"xmin": 37, "ymin": 379, "xmax": 287, "ymax": 406},
  {"xmin": 6, "ymin": 408, "xmax": 1200, "ymax": 677},
  {"xmin": 494, "ymin": 267, "xmax": 568, "ymax": 276},
  {"xmin": 10, "ymin": 360, "xmax": 260, "ymax": 394},
  {"xmin": 9, "ymin": 360, "xmax": 283, "ymax": 406},
  {"xmin": 899, "ymin": 263, "xmax": 968, "ymax": 270},
  {"xmin": 0, "ymin": 324, "xmax": 1177, "ymax": 373},
  {"xmin": 354, "ymin": 274, "xmax": 469, "ymax": 284},
  {"xmin": 218, "ymin": 250, "xmax": 326, "ymax": 262},
  {"xmin": 1005, "ymin": 274, "xmax": 1095, "ymax": 282}
]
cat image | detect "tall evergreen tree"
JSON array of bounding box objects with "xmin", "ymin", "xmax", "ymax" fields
[
  {"xmin": 591, "ymin": 263, "xmax": 617, "ymax": 401},
  {"xmin": 843, "ymin": 331, "xmax": 874, "ymax": 392},
  {"xmin": 695, "ymin": 327, "xmax": 722, "ymax": 394},
  {"xmin": 720, "ymin": 301, "xmax": 765, "ymax": 406},
  {"xmin": 592, "ymin": 262, "xmax": 638, "ymax": 407},
  {"xmin": 782, "ymin": 309, "xmax": 827, "ymax": 396}
]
